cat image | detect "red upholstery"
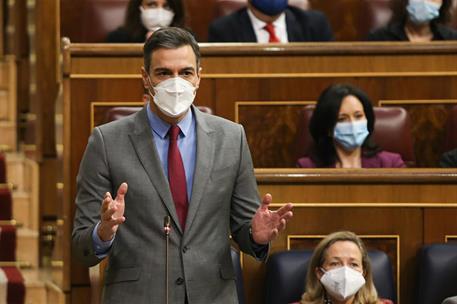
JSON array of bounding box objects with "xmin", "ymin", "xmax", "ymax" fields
[
  {"xmin": 0, "ymin": 225, "xmax": 16, "ymax": 261},
  {"xmin": 214, "ymin": 0, "xmax": 309, "ymax": 17},
  {"xmin": 0, "ymin": 189, "xmax": 12, "ymax": 220},
  {"xmin": 103, "ymin": 105, "xmax": 213, "ymax": 124},
  {"xmin": 442, "ymin": 105, "xmax": 457, "ymax": 153},
  {"xmin": 0, "ymin": 267, "xmax": 25, "ymax": 304},
  {"xmin": 295, "ymin": 106, "xmax": 415, "ymax": 166},
  {"xmin": 0, "ymin": 153, "xmax": 5, "ymax": 183}
]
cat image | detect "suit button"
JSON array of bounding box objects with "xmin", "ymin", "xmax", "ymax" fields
[
  {"xmin": 176, "ymin": 277, "xmax": 184, "ymax": 285},
  {"xmin": 182, "ymin": 246, "xmax": 188, "ymax": 253}
]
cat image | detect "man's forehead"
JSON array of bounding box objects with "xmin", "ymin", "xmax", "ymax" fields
[{"xmin": 150, "ymin": 45, "xmax": 198, "ymax": 70}]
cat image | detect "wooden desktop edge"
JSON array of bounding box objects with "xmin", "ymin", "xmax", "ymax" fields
[
  {"xmin": 254, "ymin": 168, "xmax": 457, "ymax": 184},
  {"xmin": 62, "ymin": 40, "xmax": 457, "ymax": 57}
]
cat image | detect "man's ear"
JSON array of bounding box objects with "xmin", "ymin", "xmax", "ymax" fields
[
  {"xmin": 141, "ymin": 67, "xmax": 149, "ymax": 89},
  {"xmin": 195, "ymin": 66, "xmax": 203, "ymax": 88}
]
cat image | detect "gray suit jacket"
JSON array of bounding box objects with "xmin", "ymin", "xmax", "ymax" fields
[{"xmin": 72, "ymin": 106, "xmax": 264, "ymax": 303}]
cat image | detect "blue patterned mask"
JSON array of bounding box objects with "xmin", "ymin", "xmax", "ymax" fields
[
  {"xmin": 250, "ymin": 0, "xmax": 288, "ymax": 16},
  {"xmin": 333, "ymin": 120, "xmax": 369, "ymax": 151},
  {"xmin": 407, "ymin": 0, "xmax": 441, "ymax": 24}
]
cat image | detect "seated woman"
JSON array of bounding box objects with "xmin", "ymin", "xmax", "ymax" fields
[
  {"xmin": 299, "ymin": 231, "xmax": 392, "ymax": 304},
  {"xmin": 297, "ymin": 84, "xmax": 406, "ymax": 168},
  {"xmin": 107, "ymin": 0, "xmax": 185, "ymax": 42},
  {"xmin": 368, "ymin": 0, "xmax": 457, "ymax": 41}
]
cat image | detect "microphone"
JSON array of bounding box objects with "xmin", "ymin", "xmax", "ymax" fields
[
  {"xmin": 164, "ymin": 215, "xmax": 171, "ymax": 236},
  {"xmin": 164, "ymin": 216, "xmax": 171, "ymax": 304}
]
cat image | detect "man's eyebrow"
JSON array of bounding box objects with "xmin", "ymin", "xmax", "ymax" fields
[
  {"xmin": 153, "ymin": 67, "xmax": 172, "ymax": 73},
  {"xmin": 180, "ymin": 66, "xmax": 196, "ymax": 72}
]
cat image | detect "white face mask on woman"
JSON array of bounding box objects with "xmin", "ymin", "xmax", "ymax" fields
[
  {"xmin": 320, "ymin": 266, "xmax": 366, "ymax": 301},
  {"xmin": 140, "ymin": 6, "xmax": 175, "ymax": 31},
  {"xmin": 150, "ymin": 77, "xmax": 197, "ymax": 118}
]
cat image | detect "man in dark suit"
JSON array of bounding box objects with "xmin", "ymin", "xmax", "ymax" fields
[{"xmin": 208, "ymin": 0, "xmax": 333, "ymax": 42}]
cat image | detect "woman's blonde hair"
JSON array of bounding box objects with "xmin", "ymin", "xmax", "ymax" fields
[{"xmin": 300, "ymin": 231, "xmax": 379, "ymax": 304}]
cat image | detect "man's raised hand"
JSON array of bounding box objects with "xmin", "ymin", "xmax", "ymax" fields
[{"xmin": 97, "ymin": 182, "xmax": 128, "ymax": 241}]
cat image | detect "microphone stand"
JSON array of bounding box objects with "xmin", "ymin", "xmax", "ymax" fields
[{"xmin": 164, "ymin": 216, "xmax": 171, "ymax": 304}]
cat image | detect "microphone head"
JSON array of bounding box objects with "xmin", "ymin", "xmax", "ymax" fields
[
  {"xmin": 164, "ymin": 215, "xmax": 170, "ymax": 227},
  {"xmin": 163, "ymin": 215, "xmax": 171, "ymax": 235}
]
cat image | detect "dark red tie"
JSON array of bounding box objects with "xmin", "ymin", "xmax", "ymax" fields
[
  {"xmin": 168, "ymin": 125, "xmax": 188, "ymax": 230},
  {"xmin": 264, "ymin": 23, "xmax": 280, "ymax": 43}
]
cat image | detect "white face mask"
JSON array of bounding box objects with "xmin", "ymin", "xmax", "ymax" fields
[
  {"xmin": 140, "ymin": 6, "xmax": 175, "ymax": 31},
  {"xmin": 151, "ymin": 77, "xmax": 197, "ymax": 118},
  {"xmin": 320, "ymin": 266, "xmax": 366, "ymax": 301}
]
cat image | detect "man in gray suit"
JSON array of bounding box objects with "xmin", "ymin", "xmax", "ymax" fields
[{"xmin": 72, "ymin": 27, "xmax": 293, "ymax": 303}]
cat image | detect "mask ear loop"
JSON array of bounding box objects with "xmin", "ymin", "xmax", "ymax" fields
[{"xmin": 146, "ymin": 76, "xmax": 156, "ymax": 100}]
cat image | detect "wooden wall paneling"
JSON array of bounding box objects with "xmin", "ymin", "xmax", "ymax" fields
[
  {"xmin": 35, "ymin": 0, "xmax": 60, "ymax": 158},
  {"xmin": 380, "ymin": 101, "xmax": 457, "ymax": 167},
  {"xmin": 185, "ymin": 0, "xmax": 218, "ymax": 42},
  {"xmin": 309, "ymin": 0, "xmax": 374, "ymax": 41},
  {"xmin": 60, "ymin": 0, "xmax": 86, "ymax": 43},
  {"xmin": 424, "ymin": 208, "xmax": 457, "ymax": 244},
  {"xmin": 0, "ymin": 0, "xmax": 4, "ymax": 56},
  {"xmin": 236, "ymin": 102, "xmax": 314, "ymax": 168}
]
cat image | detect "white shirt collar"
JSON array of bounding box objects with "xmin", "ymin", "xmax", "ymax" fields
[{"xmin": 247, "ymin": 8, "xmax": 288, "ymax": 43}]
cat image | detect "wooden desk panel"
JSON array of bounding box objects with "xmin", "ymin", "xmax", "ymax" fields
[{"xmin": 62, "ymin": 42, "xmax": 457, "ymax": 303}]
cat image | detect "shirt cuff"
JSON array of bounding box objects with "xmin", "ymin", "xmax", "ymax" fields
[
  {"xmin": 249, "ymin": 226, "xmax": 268, "ymax": 260},
  {"xmin": 92, "ymin": 221, "xmax": 115, "ymax": 258}
]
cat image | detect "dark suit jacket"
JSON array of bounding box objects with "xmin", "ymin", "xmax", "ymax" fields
[
  {"xmin": 367, "ymin": 21, "xmax": 457, "ymax": 41},
  {"xmin": 208, "ymin": 6, "xmax": 334, "ymax": 42}
]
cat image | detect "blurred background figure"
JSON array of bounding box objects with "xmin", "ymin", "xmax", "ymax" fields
[
  {"xmin": 107, "ymin": 0, "xmax": 185, "ymax": 42},
  {"xmin": 368, "ymin": 0, "xmax": 457, "ymax": 41},
  {"xmin": 297, "ymin": 84, "xmax": 406, "ymax": 168},
  {"xmin": 207, "ymin": 0, "xmax": 333, "ymax": 42},
  {"xmin": 298, "ymin": 231, "xmax": 392, "ymax": 304}
]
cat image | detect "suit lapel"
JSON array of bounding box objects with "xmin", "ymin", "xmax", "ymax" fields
[
  {"xmin": 185, "ymin": 108, "xmax": 215, "ymax": 233},
  {"xmin": 239, "ymin": 9, "xmax": 258, "ymax": 42},
  {"xmin": 285, "ymin": 8, "xmax": 302, "ymax": 42},
  {"xmin": 128, "ymin": 108, "xmax": 183, "ymax": 234}
]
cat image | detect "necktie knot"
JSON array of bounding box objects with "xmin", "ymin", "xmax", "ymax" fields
[
  {"xmin": 169, "ymin": 125, "xmax": 180, "ymax": 141},
  {"xmin": 264, "ymin": 23, "xmax": 280, "ymax": 43}
]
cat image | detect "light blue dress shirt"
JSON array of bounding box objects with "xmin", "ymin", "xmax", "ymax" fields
[{"xmin": 92, "ymin": 104, "xmax": 197, "ymax": 257}]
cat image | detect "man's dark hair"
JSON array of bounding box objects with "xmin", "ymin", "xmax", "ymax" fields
[{"xmin": 143, "ymin": 27, "xmax": 200, "ymax": 73}]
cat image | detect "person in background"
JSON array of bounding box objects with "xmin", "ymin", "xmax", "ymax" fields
[
  {"xmin": 207, "ymin": 0, "xmax": 333, "ymax": 42},
  {"xmin": 367, "ymin": 0, "xmax": 457, "ymax": 41},
  {"xmin": 107, "ymin": 0, "xmax": 185, "ymax": 42},
  {"xmin": 297, "ymin": 84, "xmax": 406, "ymax": 168},
  {"xmin": 298, "ymin": 231, "xmax": 393, "ymax": 304}
]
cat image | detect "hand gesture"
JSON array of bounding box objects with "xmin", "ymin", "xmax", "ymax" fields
[
  {"xmin": 97, "ymin": 182, "xmax": 128, "ymax": 242},
  {"xmin": 251, "ymin": 193, "xmax": 293, "ymax": 245}
]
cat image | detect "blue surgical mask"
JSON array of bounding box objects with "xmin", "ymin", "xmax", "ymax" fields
[
  {"xmin": 333, "ymin": 120, "xmax": 369, "ymax": 151},
  {"xmin": 250, "ymin": 0, "xmax": 288, "ymax": 16},
  {"xmin": 407, "ymin": 0, "xmax": 441, "ymax": 24}
]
